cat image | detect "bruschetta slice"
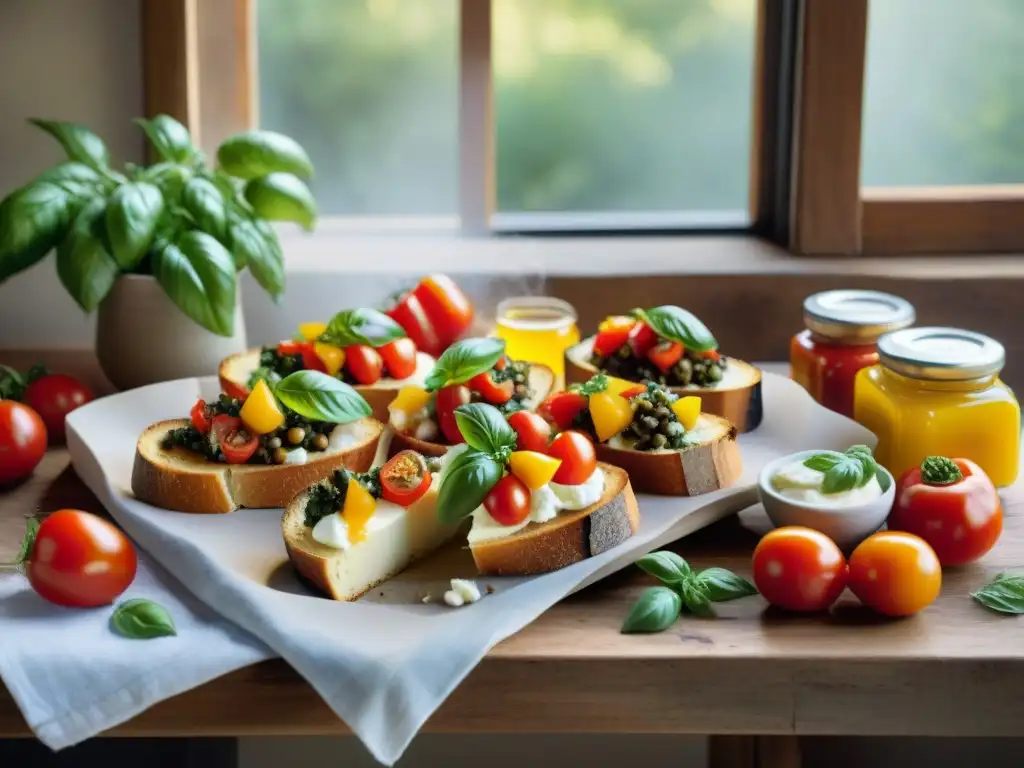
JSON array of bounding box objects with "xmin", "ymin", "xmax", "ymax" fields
[{"xmin": 565, "ymin": 306, "xmax": 762, "ymax": 432}]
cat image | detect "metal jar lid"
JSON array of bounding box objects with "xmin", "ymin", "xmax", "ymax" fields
[
  {"xmin": 878, "ymin": 327, "xmax": 1005, "ymax": 381},
  {"xmin": 803, "ymin": 290, "xmax": 915, "ymax": 342}
]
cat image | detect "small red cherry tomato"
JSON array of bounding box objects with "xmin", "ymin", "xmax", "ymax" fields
[
  {"xmin": 299, "ymin": 343, "xmax": 328, "ymax": 374},
  {"xmin": 0, "ymin": 401, "xmax": 47, "ymax": 485},
  {"xmin": 537, "ymin": 391, "xmax": 588, "ymax": 430},
  {"xmin": 25, "ymin": 509, "xmax": 138, "ymax": 608},
  {"xmin": 22, "ymin": 373, "xmax": 93, "ymax": 442},
  {"xmin": 379, "ymin": 337, "xmax": 418, "ymax": 380},
  {"xmin": 483, "ymin": 474, "xmax": 531, "ymax": 526},
  {"xmin": 593, "ymin": 316, "xmax": 636, "ymax": 356},
  {"xmin": 468, "ymin": 371, "xmax": 514, "ymax": 405},
  {"xmin": 647, "ymin": 340, "xmax": 685, "ymax": 373},
  {"xmin": 210, "ymin": 415, "xmax": 258, "ymax": 464},
  {"xmin": 507, "ymin": 411, "xmax": 552, "ymax": 453},
  {"xmin": 848, "ymin": 531, "xmax": 941, "ymax": 617},
  {"xmin": 190, "ymin": 399, "xmax": 212, "ymax": 433},
  {"xmin": 345, "ymin": 345, "xmax": 384, "ymax": 385},
  {"xmin": 277, "ymin": 339, "xmax": 306, "ymax": 356},
  {"xmin": 436, "ymin": 384, "xmax": 473, "ymax": 444},
  {"xmin": 547, "ymin": 430, "xmax": 597, "ymax": 485},
  {"xmin": 888, "ymin": 456, "xmax": 1002, "ymax": 566},
  {"xmin": 380, "ymin": 450, "xmax": 432, "ymax": 507},
  {"xmin": 752, "ymin": 526, "xmax": 848, "ymax": 612},
  {"xmin": 628, "ymin": 322, "xmax": 658, "ymax": 357}
]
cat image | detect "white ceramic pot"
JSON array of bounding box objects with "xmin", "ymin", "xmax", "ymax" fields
[{"xmin": 96, "ymin": 275, "xmax": 247, "ymax": 391}]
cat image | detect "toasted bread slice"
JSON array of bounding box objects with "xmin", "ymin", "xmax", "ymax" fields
[
  {"xmin": 388, "ymin": 363, "xmax": 556, "ymax": 459},
  {"xmin": 596, "ymin": 414, "xmax": 742, "ymax": 496},
  {"xmin": 469, "ymin": 463, "xmax": 639, "ymax": 576},
  {"xmin": 565, "ymin": 336, "xmax": 763, "ymax": 432},
  {"xmin": 131, "ymin": 418, "xmax": 383, "ymax": 514},
  {"xmin": 283, "ymin": 485, "xmax": 462, "ymax": 601},
  {"xmin": 218, "ymin": 348, "xmax": 436, "ymax": 422}
]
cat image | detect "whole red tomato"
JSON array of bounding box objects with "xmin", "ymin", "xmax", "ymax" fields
[
  {"xmin": 483, "ymin": 475, "xmax": 531, "ymax": 526},
  {"xmin": 547, "ymin": 430, "xmax": 597, "ymax": 485},
  {"xmin": 507, "ymin": 411, "xmax": 552, "ymax": 453},
  {"xmin": 0, "ymin": 401, "xmax": 47, "ymax": 485},
  {"xmin": 22, "ymin": 373, "xmax": 93, "ymax": 442},
  {"xmin": 888, "ymin": 456, "xmax": 1002, "ymax": 566},
  {"xmin": 25, "ymin": 509, "xmax": 138, "ymax": 607},
  {"xmin": 752, "ymin": 526, "xmax": 848, "ymax": 612},
  {"xmin": 436, "ymin": 384, "xmax": 473, "ymax": 444},
  {"xmin": 848, "ymin": 531, "xmax": 941, "ymax": 617}
]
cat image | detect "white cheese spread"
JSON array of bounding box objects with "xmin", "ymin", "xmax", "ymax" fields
[
  {"xmin": 282, "ymin": 447, "xmax": 308, "ymax": 465},
  {"xmin": 328, "ymin": 421, "xmax": 370, "ymax": 452},
  {"xmin": 310, "ymin": 500, "xmax": 407, "ymax": 550},
  {"xmin": 771, "ymin": 459, "xmax": 883, "ymax": 507},
  {"xmin": 443, "ymin": 578, "xmax": 481, "ymax": 607}
]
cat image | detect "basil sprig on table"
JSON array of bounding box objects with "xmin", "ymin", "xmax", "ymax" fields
[
  {"xmin": 622, "ymin": 551, "xmax": 757, "ymax": 633},
  {"xmin": 318, "ymin": 308, "xmax": 407, "ymax": 348},
  {"xmin": 111, "ymin": 598, "xmax": 177, "ymax": 640},
  {"xmin": 273, "ymin": 370, "xmax": 371, "ymax": 423},
  {"xmin": 803, "ymin": 444, "xmax": 883, "ymax": 495},
  {"xmin": 437, "ymin": 403, "xmax": 517, "ymax": 525},
  {"xmin": 424, "ymin": 337, "xmax": 506, "ymax": 391},
  {"xmin": 972, "ymin": 572, "xmax": 1024, "ymax": 615},
  {"xmin": 632, "ymin": 306, "xmax": 717, "ymax": 352}
]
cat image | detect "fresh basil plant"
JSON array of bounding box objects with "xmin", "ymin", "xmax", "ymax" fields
[{"xmin": 0, "ymin": 116, "xmax": 318, "ymax": 336}]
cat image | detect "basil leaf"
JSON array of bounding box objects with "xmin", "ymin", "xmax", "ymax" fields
[
  {"xmin": 847, "ymin": 444, "xmax": 873, "ymax": 458},
  {"xmin": 111, "ymin": 599, "xmax": 177, "ymax": 640},
  {"xmin": 635, "ymin": 551, "xmax": 692, "ymax": 585},
  {"xmin": 852, "ymin": 451, "xmax": 878, "ymax": 489},
  {"xmin": 153, "ymin": 232, "xmax": 237, "ymax": 336},
  {"xmin": 321, "ymin": 308, "xmax": 407, "ymax": 348},
  {"xmin": 106, "ymin": 182, "xmax": 164, "ymax": 269},
  {"xmin": 37, "ymin": 162, "xmax": 106, "ymax": 200},
  {"xmin": 621, "ymin": 586, "xmax": 682, "ymax": 633},
  {"xmin": 217, "ymin": 130, "xmax": 314, "ymax": 180},
  {"xmin": 244, "ymin": 173, "xmax": 317, "ymax": 230},
  {"xmin": 134, "ymin": 115, "xmax": 195, "ymax": 164},
  {"xmin": 424, "ymin": 338, "xmax": 506, "ymax": 391},
  {"xmin": 454, "ymin": 403, "xmax": 516, "ymax": 456},
  {"xmin": 229, "ymin": 216, "xmax": 284, "ymax": 296},
  {"xmin": 803, "ymin": 452, "xmax": 843, "ymax": 472},
  {"xmin": 29, "ymin": 118, "xmax": 110, "ymax": 170},
  {"xmin": 972, "ymin": 573, "xmax": 1024, "ymax": 615},
  {"xmin": 819, "ymin": 456, "xmax": 863, "ymax": 495},
  {"xmin": 182, "ymin": 178, "xmax": 227, "ymax": 243},
  {"xmin": 696, "ymin": 567, "xmax": 758, "ymax": 603},
  {"xmin": 57, "ymin": 200, "xmax": 119, "ymax": 312},
  {"xmin": 639, "ymin": 305, "xmax": 717, "ymax": 352},
  {"xmin": 0, "ymin": 182, "xmax": 75, "ymax": 283},
  {"xmin": 436, "ymin": 449, "xmax": 503, "ymax": 525},
  {"xmin": 680, "ymin": 582, "xmax": 715, "ymax": 617},
  {"xmin": 274, "ymin": 370, "xmax": 371, "ymax": 424},
  {"xmin": 806, "ymin": 446, "xmax": 881, "ymax": 495},
  {"xmin": 0, "ymin": 365, "xmax": 25, "ymax": 400},
  {"xmin": 141, "ymin": 163, "xmax": 193, "ymax": 204}
]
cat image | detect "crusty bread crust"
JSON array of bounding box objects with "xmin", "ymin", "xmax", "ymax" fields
[
  {"xmin": 386, "ymin": 363, "xmax": 556, "ymax": 459},
  {"xmin": 469, "ymin": 463, "xmax": 639, "ymax": 576},
  {"xmin": 218, "ymin": 348, "xmax": 436, "ymax": 422},
  {"xmin": 131, "ymin": 418, "xmax": 383, "ymax": 514},
  {"xmin": 595, "ymin": 414, "xmax": 742, "ymax": 496},
  {"xmin": 565, "ymin": 336, "xmax": 763, "ymax": 432}
]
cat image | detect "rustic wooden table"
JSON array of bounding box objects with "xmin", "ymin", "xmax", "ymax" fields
[{"xmin": 2, "ymin": 351, "xmax": 1023, "ymax": 768}]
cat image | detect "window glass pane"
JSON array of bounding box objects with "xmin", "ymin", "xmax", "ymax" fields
[
  {"xmin": 863, "ymin": 0, "xmax": 1024, "ymax": 187},
  {"xmin": 494, "ymin": 0, "xmax": 757, "ymax": 218},
  {"xmin": 257, "ymin": 0, "xmax": 458, "ymax": 216}
]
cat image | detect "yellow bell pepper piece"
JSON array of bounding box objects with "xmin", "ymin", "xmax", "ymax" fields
[
  {"xmin": 604, "ymin": 375, "xmax": 640, "ymax": 397},
  {"xmin": 509, "ymin": 450, "xmax": 562, "ymax": 491},
  {"xmin": 589, "ymin": 391, "xmax": 634, "ymax": 442},
  {"xmin": 671, "ymin": 395, "xmax": 701, "ymax": 431},
  {"xmin": 298, "ymin": 321, "xmax": 327, "ymax": 341},
  {"xmin": 342, "ymin": 477, "xmax": 377, "ymax": 544},
  {"xmin": 239, "ymin": 378, "xmax": 285, "ymax": 435},
  {"xmin": 389, "ymin": 385, "xmax": 431, "ymax": 415},
  {"xmin": 314, "ymin": 342, "xmax": 346, "ymax": 375}
]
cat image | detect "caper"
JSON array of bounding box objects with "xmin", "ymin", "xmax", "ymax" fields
[
  {"xmin": 312, "ymin": 433, "xmax": 329, "ymax": 451},
  {"xmin": 267, "ymin": 436, "xmax": 282, "ymax": 450},
  {"xmin": 641, "ymin": 415, "xmax": 659, "ymax": 430},
  {"xmin": 653, "ymin": 405, "xmax": 671, "ymax": 420},
  {"xmin": 707, "ymin": 365, "xmax": 723, "ymax": 383},
  {"xmin": 652, "ymin": 433, "xmax": 668, "ymax": 449},
  {"xmin": 273, "ymin": 447, "xmax": 289, "ymax": 464},
  {"xmin": 665, "ymin": 421, "xmax": 684, "ymax": 437},
  {"xmin": 287, "ymin": 427, "xmax": 305, "ymax": 445}
]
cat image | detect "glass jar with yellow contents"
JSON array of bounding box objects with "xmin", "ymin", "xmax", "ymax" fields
[{"xmin": 854, "ymin": 327, "xmax": 1020, "ymax": 487}]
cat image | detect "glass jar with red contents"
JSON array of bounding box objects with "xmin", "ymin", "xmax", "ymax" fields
[{"xmin": 790, "ymin": 290, "xmax": 915, "ymax": 417}]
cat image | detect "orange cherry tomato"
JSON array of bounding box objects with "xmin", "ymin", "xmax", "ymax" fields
[
  {"xmin": 547, "ymin": 430, "xmax": 597, "ymax": 485},
  {"xmin": 436, "ymin": 384, "xmax": 472, "ymax": 444},
  {"xmin": 0, "ymin": 401, "xmax": 47, "ymax": 485},
  {"xmin": 537, "ymin": 391, "xmax": 588, "ymax": 431},
  {"xmin": 379, "ymin": 337, "xmax": 418, "ymax": 380},
  {"xmin": 483, "ymin": 474, "xmax": 531, "ymax": 526},
  {"xmin": 847, "ymin": 531, "xmax": 941, "ymax": 617},
  {"xmin": 210, "ymin": 415, "xmax": 258, "ymax": 464},
  {"xmin": 647, "ymin": 340, "xmax": 684, "ymax": 373},
  {"xmin": 344, "ymin": 345, "xmax": 384, "ymax": 385},
  {"xmin": 468, "ymin": 370, "xmax": 514, "ymax": 405},
  {"xmin": 888, "ymin": 456, "xmax": 1002, "ymax": 566},
  {"xmin": 752, "ymin": 526, "xmax": 848, "ymax": 612},
  {"xmin": 507, "ymin": 411, "xmax": 552, "ymax": 453},
  {"xmin": 26, "ymin": 510, "xmax": 138, "ymax": 608},
  {"xmin": 380, "ymin": 450, "xmax": 432, "ymax": 507}
]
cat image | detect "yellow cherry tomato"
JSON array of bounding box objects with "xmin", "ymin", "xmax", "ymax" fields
[
  {"xmin": 298, "ymin": 321, "xmax": 327, "ymax": 341},
  {"xmin": 342, "ymin": 478, "xmax": 377, "ymax": 544},
  {"xmin": 671, "ymin": 395, "xmax": 701, "ymax": 430},
  {"xmin": 389, "ymin": 385, "xmax": 432, "ymax": 415},
  {"xmin": 848, "ymin": 531, "xmax": 941, "ymax": 617},
  {"xmin": 238, "ymin": 378, "xmax": 285, "ymax": 435},
  {"xmin": 509, "ymin": 450, "xmax": 562, "ymax": 490},
  {"xmin": 313, "ymin": 342, "xmax": 346, "ymax": 375},
  {"xmin": 589, "ymin": 391, "xmax": 634, "ymax": 442}
]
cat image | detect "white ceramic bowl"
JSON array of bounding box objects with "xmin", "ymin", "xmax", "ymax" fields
[{"xmin": 757, "ymin": 449, "xmax": 895, "ymax": 552}]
